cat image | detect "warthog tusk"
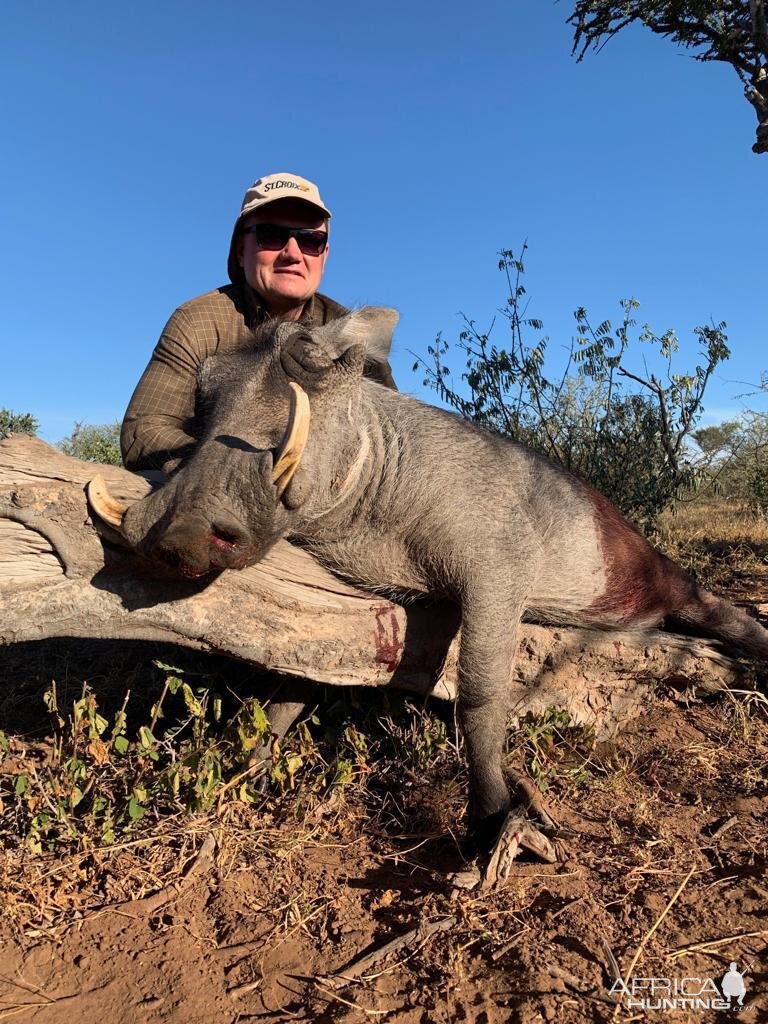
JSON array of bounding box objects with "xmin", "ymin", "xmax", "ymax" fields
[
  {"xmin": 272, "ymin": 382, "xmax": 311, "ymax": 498},
  {"xmin": 87, "ymin": 474, "xmax": 129, "ymax": 531}
]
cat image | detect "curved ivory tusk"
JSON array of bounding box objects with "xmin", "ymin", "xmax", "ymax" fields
[
  {"xmin": 87, "ymin": 474, "xmax": 129, "ymax": 531},
  {"xmin": 272, "ymin": 382, "xmax": 311, "ymax": 498}
]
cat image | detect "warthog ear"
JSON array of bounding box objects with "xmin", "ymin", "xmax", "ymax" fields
[{"xmin": 331, "ymin": 307, "xmax": 400, "ymax": 362}]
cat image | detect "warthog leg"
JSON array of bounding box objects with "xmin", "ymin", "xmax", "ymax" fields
[
  {"xmin": 457, "ymin": 587, "xmax": 529, "ymax": 849},
  {"xmin": 247, "ymin": 680, "xmax": 315, "ymax": 782}
]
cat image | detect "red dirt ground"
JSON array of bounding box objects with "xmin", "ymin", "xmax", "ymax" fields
[{"xmin": 1, "ymin": 634, "xmax": 766, "ymax": 1022}]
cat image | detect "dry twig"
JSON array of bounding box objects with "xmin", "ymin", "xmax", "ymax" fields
[
  {"xmin": 316, "ymin": 916, "xmax": 458, "ymax": 990},
  {"xmin": 94, "ymin": 833, "xmax": 216, "ymax": 918},
  {"xmin": 547, "ymin": 964, "xmax": 620, "ymax": 1006},
  {"xmin": 614, "ymin": 865, "xmax": 696, "ymax": 1018},
  {"xmin": 227, "ymin": 979, "xmax": 263, "ymax": 1000},
  {"xmin": 491, "ymin": 925, "xmax": 531, "ymax": 961},
  {"xmin": 599, "ymin": 936, "xmax": 622, "ymax": 990},
  {"xmin": 668, "ymin": 929, "xmax": 768, "ymax": 960},
  {"xmin": 706, "ymin": 814, "xmax": 738, "ymax": 842},
  {"xmin": 314, "ymin": 984, "xmax": 390, "ymax": 1016}
]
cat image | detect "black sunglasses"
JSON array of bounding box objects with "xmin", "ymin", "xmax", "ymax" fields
[{"xmin": 241, "ymin": 223, "xmax": 328, "ymax": 256}]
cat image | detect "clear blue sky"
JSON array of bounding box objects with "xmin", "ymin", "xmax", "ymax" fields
[{"xmin": 1, "ymin": 0, "xmax": 765, "ymax": 441}]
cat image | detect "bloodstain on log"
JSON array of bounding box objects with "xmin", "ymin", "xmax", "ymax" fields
[{"xmin": 373, "ymin": 606, "xmax": 404, "ymax": 672}]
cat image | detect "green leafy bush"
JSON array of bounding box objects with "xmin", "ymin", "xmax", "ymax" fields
[
  {"xmin": 0, "ymin": 408, "xmax": 38, "ymax": 439},
  {"xmin": 416, "ymin": 246, "xmax": 729, "ymax": 529},
  {"xmin": 59, "ymin": 421, "xmax": 122, "ymax": 465}
]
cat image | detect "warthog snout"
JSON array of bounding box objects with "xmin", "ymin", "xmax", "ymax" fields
[
  {"xmin": 88, "ymin": 381, "xmax": 312, "ymax": 581},
  {"xmin": 151, "ymin": 513, "xmax": 253, "ymax": 579}
]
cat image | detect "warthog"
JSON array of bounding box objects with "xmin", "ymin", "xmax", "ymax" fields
[{"xmin": 91, "ymin": 307, "xmax": 768, "ymax": 845}]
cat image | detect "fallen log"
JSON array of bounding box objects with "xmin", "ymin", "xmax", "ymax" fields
[{"xmin": 0, "ymin": 435, "xmax": 746, "ymax": 738}]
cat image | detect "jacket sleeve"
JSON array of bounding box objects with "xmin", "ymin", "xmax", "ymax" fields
[{"xmin": 120, "ymin": 308, "xmax": 203, "ymax": 473}]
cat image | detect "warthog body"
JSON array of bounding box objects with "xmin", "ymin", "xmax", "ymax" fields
[{"xmin": 105, "ymin": 308, "xmax": 768, "ymax": 842}]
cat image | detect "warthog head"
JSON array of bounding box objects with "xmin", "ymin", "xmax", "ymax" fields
[{"xmin": 90, "ymin": 307, "xmax": 398, "ymax": 577}]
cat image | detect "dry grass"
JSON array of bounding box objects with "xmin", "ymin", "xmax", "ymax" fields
[
  {"xmin": 656, "ymin": 497, "xmax": 768, "ymax": 596},
  {"xmin": 659, "ymin": 498, "xmax": 768, "ymax": 547}
]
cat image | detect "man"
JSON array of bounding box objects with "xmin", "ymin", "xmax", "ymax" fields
[{"xmin": 121, "ymin": 173, "xmax": 396, "ymax": 474}]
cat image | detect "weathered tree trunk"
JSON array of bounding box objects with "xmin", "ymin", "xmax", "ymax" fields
[{"xmin": 0, "ymin": 436, "xmax": 744, "ymax": 738}]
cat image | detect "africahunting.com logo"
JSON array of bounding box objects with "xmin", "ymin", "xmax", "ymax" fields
[{"xmin": 611, "ymin": 963, "xmax": 748, "ymax": 1011}]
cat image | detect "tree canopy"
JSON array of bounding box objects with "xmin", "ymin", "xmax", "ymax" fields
[{"xmin": 568, "ymin": 1, "xmax": 768, "ymax": 154}]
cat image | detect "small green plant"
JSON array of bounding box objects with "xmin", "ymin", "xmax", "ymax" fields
[
  {"xmin": 328, "ymin": 723, "xmax": 369, "ymax": 789},
  {"xmin": 375, "ymin": 698, "xmax": 451, "ymax": 771},
  {"xmin": 513, "ymin": 707, "xmax": 594, "ymax": 791},
  {"xmin": 2, "ymin": 663, "xmax": 261, "ymax": 853},
  {"xmin": 0, "ymin": 664, "xmax": 389, "ymax": 856},
  {"xmin": 268, "ymin": 704, "xmax": 373, "ymax": 798}
]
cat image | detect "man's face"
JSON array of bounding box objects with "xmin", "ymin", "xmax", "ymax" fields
[{"xmin": 237, "ymin": 199, "xmax": 329, "ymax": 318}]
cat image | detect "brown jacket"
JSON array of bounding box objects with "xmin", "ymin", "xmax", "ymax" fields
[{"xmin": 121, "ymin": 284, "xmax": 397, "ymax": 473}]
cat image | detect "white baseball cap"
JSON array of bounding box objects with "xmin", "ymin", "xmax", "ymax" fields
[{"xmin": 228, "ymin": 173, "xmax": 331, "ymax": 282}]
